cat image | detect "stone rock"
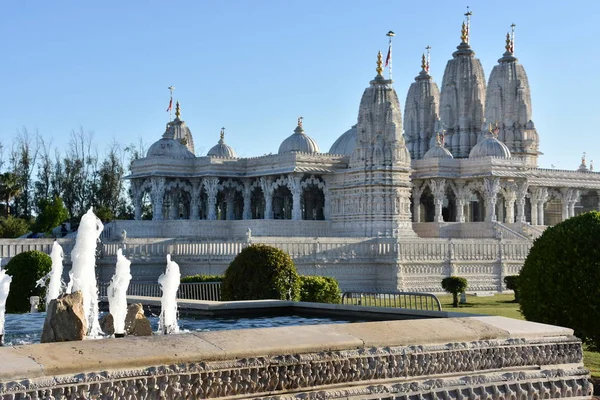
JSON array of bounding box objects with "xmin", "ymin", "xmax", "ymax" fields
[
  {"xmin": 124, "ymin": 303, "xmax": 152, "ymax": 336},
  {"xmin": 41, "ymin": 291, "xmax": 87, "ymax": 343},
  {"xmin": 100, "ymin": 313, "xmax": 115, "ymax": 336}
]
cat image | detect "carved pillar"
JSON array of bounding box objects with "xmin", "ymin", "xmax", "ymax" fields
[
  {"xmin": 430, "ymin": 179, "xmax": 446, "ymax": 223},
  {"xmin": 412, "ymin": 181, "xmax": 423, "ymax": 223},
  {"xmin": 190, "ymin": 179, "xmax": 201, "ymax": 220},
  {"xmin": 515, "ymin": 181, "xmax": 528, "ymax": 223},
  {"xmin": 203, "ymin": 177, "xmax": 219, "ymax": 220},
  {"xmin": 150, "ymin": 177, "xmax": 166, "ymax": 221},
  {"xmin": 132, "ymin": 179, "xmax": 143, "ymax": 221},
  {"xmin": 560, "ymin": 188, "xmax": 570, "ymax": 221},
  {"xmin": 242, "ymin": 179, "xmax": 252, "ymax": 220},
  {"xmin": 260, "ymin": 177, "xmax": 274, "ymax": 220},
  {"xmin": 453, "ymin": 181, "xmax": 468, "ymax": 223},
  {"xmin": 531, "ymin": 187, "xmax": 548, "ymax": 226},
  {"xmin": 288, "ymin": 174, "xmax": 303, "ymax": 220},
  {"xmin": 321, "ymin": 175, "xmax": 331, "ymax": 221},
  {"xmin": 483, "ymin": 178, "xmax": 500, "ymax": 223},
  {"xmin": 504, "ymin": 189, "xmax": 516, "ymax": 224},
  {"xmin": 568, "ymin": 189, "xmax": 580, "ymax": 218}
]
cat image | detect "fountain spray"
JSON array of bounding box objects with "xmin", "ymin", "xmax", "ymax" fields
[
  {"xmin": 68, "ymin": 208, "xmax": 104, "ymax": 338},
  {"xmin": 107, "ymin": 249, "xmax": 132, "ymax": 336},
  {"xmin": 46, "ymin": 242, "xmax": 64, "ymax": 307},
  {"xmin": 0, "ymin": 268, "xmax": 12, "ymax": 346},
  {"xmin": 158, "ymin": 254, "xmax": 180, "ymax": 334}
]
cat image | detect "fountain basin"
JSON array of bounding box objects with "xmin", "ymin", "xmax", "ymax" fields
[{"xmin": 0, "ymin": 300, "xmax": 592, "ymax": 399}]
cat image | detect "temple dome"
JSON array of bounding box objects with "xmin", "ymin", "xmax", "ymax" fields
[
  {"xmin": 146, "ymin": 137, "xmax": 195, "ymax": 159},
  {"xmin": 207, "ymin": 129, "xmax": 237, "ymax": 158},
  {"xmin": 469, "ymin": 127, "xmax": 512, "ymax": 159},
  {"xmin": 423, "ymin": 138, "xmax": 453, "ymax": 159},
  {"xmin": 328, "ymin": 125, "xmax": 357, "ymax": 155},
  {"xmin": 278, "ymin": 119, "xmax": 320, "ymax": 154}
]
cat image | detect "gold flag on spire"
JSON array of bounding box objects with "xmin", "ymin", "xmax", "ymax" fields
[
  {"xmin": 461, "ymin": 22, "xmax": 467, "ymax": 43},
  {"xmin": 376, "ymin": 51, "xmax": 383, "ymax": 76}
]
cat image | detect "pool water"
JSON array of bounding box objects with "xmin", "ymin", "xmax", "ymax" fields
[{"xmin": 2, "ymin": 312, "xmax": 358, "ymax": 346}]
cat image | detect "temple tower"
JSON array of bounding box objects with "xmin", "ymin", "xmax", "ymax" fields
[
  {"xmin": 485, "ymin": 26, "xmax": 540, "ymax": 165},
  {"xmin": 331, "ymin": 52, "xmax": 415, "ymax": 237},
  {"xmin": 439, "ymin": 13, "xmax": 487, "ymax": 158},
  {"xmin": 404, "ymin": 48, "xmax": 441, "ymax": 159}
]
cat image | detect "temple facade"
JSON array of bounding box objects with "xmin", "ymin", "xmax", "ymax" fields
[{"xmin": 117, "ymin": 21, "xmax": 600, "ymax": 292}]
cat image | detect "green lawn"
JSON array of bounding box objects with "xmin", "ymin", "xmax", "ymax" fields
[{"xmin": 437, "ymin": 293, "xmax": 600, "ymax": 378}]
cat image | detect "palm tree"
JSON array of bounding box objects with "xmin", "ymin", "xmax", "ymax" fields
[{"xmin": 0, "ymin": 172, "xmax": 21, "ymax": 217}]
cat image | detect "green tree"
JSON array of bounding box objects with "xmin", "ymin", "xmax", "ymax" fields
[
  {"xmin": 299, "ymin": 276, "xmax": 341, "ymax": 303},
  {"xmin": 0, "ymin": 215, "xmax": 30, "ymax": 238},
  {"xmin": 34, "ymin": 196, "xmax": 68, "ymax": 234},
  {"xmin": 0, "ymin": 172, "xmax": 21, "ymax": 216},
  {"xmin": 221, "ymin": 244, "xmax": 300, "ymax": 301},
  {"xmin": 4, "ymin": 250, "xmax": 52, "ymax": 312},
  {"xmin": 519, "ymin": 211, "xmax": 600, "ymax": 350},
  {"xmin": 441, "ymin": 276, "xmax": 468, "ymax": 308}
]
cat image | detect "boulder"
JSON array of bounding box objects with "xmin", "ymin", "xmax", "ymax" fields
[
  {"xmin": 100, "ymin": 313, "xmax": 115, "ymax": 336},
  {"xmin": 41, "ymin": 291, "xmax": 87, "ymax": 343},
  {"xmin": 124, "ymin": 303, "xmax": 152, "ymax": 336}
]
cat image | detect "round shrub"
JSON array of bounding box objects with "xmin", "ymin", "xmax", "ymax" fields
[
  {"xmin": 520, "ymin": 211, "xmax": 600, "ymax": 350},
  {"xmin": 503, "ymin": 275, "xmax": 520, "ymax": 302},
  {"xmin": 441, "ymin": 276, "xmax": 468, "ymax": 308},
  {"xmin": 4, "ymin": 250, "xmax": 52, "ymax": 313},
  {"xmin": 299, "ymin": 276, "xmax": 341, "ymax": 304},
  {"xmin": 221, "ymin": 244, "xmax": 300, "ymax": 301}
]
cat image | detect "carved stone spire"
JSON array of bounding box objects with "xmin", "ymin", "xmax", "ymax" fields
[{"xmin": 485, "ymin": 25, "xmax": 539, "ymax": 165}]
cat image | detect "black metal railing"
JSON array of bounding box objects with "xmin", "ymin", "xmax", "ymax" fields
[
  {"xmin": 341, "ymin": 291, "xmax": 442, "ymax": 311},
  {"xmin": 98, "ymin": 282, "xmax": 222, "ymax": 301}
]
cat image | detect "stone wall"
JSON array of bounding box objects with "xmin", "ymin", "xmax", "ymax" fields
[{"xmin": 0, "ymin": 316, "xmax": 591, "ymax": 399}]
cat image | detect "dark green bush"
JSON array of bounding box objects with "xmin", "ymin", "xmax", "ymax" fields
[
  {"xmin": 299, "ymin": 275, "xmax": 341, "ymax": 304},
  {"xmin": 441, "ymin": 276, "xmax": 468, "ymax": 308},
  {"xmin": 181, "ymin": 274, "xmax": 224, "ymax": 283},
  {"xmin": 5, "ymin": 250, "xmax": 52, "ymax": 313},
  {"xmin": 520, "ymin": 211, "xmax": 600, "ymax": 350},
  {"xmin": 503, "ymin": 275, "xmax": 520, "ymax": 302},
  {"xmin": 221, "ymin": 244, "xmax": 300, "ymax": 301}
]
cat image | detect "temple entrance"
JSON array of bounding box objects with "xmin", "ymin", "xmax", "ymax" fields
[
  {"xmin": 273, "ymin": 186, "xmax": 293, "ymax": 219},
  {"xmin": 251, "ymin": 187, "xmax": 265, "ymax": 219},
  {"xmin": 419, "ymin": 187, "xmax": 434, "ymax": 222},
  {"xmin": 302, "ymin": 185, "xmax": 324, "ymax": 220},
  {"xmin": 442, "ymin": 187, "xmax": 457, "ymax": 222},
  {"xmin": 468, "ymin": 191, "xmax": 485, "ymax": 222}
]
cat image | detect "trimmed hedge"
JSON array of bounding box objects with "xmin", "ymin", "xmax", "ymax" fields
[
  {"xmin": 5, "ymin": 250, "xmax": 52, "ymax": 313},
  {"xmin": 299, "ymin": 276, "xmax": 341, "ymax": 304},
  {"xmin": 221, "ymin": 244, "xmax": 300, "ymax": 301},
  {"xmin": 520, "ymin": 211, "xmax": 600, "ymax": 350},
  {"xmin": 441, "ymin": 276, "xmax": 468, "ymax": 308},
  {"xmin": 181, "ymin": 274, "xmax": 224, "ymax": 283},
  {"xmin": 503, "ymin": 275, "xmax": 520, "ymax": 302}
]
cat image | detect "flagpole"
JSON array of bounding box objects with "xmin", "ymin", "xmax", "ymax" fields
[
  {"xmin": 386, "ymin": 31, "xmax": 395, "ymax": 80},
  {"xmin": 168, "ymin": 86, "xmax": 175, "ymax": 121}
]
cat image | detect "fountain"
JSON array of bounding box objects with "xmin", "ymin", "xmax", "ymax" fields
[
  {"xmin": 157, "ymin": 254, "xmax": 180, "ymax": 334},
  {"xmin": 67, "ymin": 207, "xmax": 104, "ymax": 337},
  {"xmin": 107, "ymin": 249, "xmax": 132, "ymax": 337},
  {"xmin": 0, "ymin": 268, "xmax": 12, "ymax": 346},
  {"xmin": 46, "ymin": 242, "xmax": 64, "ymax": 307}
]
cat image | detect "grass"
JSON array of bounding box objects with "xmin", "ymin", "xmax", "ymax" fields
[{"xmin": 437, "ymin": 293, "xmax": 600, "ymax": 378}]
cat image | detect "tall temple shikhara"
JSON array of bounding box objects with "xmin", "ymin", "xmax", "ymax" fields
[{"xmin": 120, "ymin": 15, "xmax": 600, "ymax": 292}]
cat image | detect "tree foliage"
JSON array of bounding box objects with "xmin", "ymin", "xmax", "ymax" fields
[
  {"xmin": 33, "ymin": 196, "xmax": 68, "ymax": 234},
  {"xmin": 221, "ymin": 244, "xmax": 300, "ymax": 301},
  {"xmin": 0, "ymin": 172, "xmax": 21, "ymax": 217},
  {"xmin": 0, "ymin": 215, "xmax": 30, "ymax": 238},
  {"xmin": 441, "ymin": 276, "xmax": 468, "ymax": 307},
  {"xmin": 4, "ymin": 250, "xmax": 52, "ymax": 313},
  {"xmin": 519, "ymin": 211, "xmax": 600, "ymax": 350}
]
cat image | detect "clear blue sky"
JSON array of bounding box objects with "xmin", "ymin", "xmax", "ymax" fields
[{"xmin": 1, "ymin": 1, "xmax": 598, "ymax": 169}]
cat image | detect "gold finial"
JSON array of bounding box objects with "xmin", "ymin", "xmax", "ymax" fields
[
  {"xmin": 461, "ymin": 22, "xmax": 468, "ymax": 43},
  {"xmin": 220, "ymin": 127, "xmax": 225, "ymax": 141},
  {"xmin": 175, "ymin": 101, "xmax": 181, "ymax": 119},
  {"xmin": 505, "ymin": 32, "xmax": 511, "ymax": 52},
  {"xmin": 297, "ymin": 116, "xmax": 303, "ymax": 127},
  {"xmin": 421, "ymin": 54, "xmax": 427, "ymax": 71},
  {"xmin": 376, "ymin": 51, "xmax": 383, "ymax": 76},
  {"xmin": 436, "ymin": 131, "xmax": 445, "ymax": 146},
  {"xmin": 582, "ymin": 152, "xmax": 587, "ymax": 166}
]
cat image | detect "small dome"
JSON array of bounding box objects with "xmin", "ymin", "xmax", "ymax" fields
[
  {"xmin": 278, "ymin": 118, "xmax": 320, "ymax": 154},
  {"xmin": 423, "ymin": 140, "xmax": 454, "ymax": 160},
  {"xmin": 207, "ymin": 129, "xmax": 237, "ymax": 158},
  {"xmin": 146, "ymin": 138, "xmax": 195, "ymax": 159},
  {"xmin": 329, "ymin": 125, "xmax": 357, "ymax": 155},
  {"xmin": 469, "ymin": 127, "xmax": 512, "ymax": 159}
]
